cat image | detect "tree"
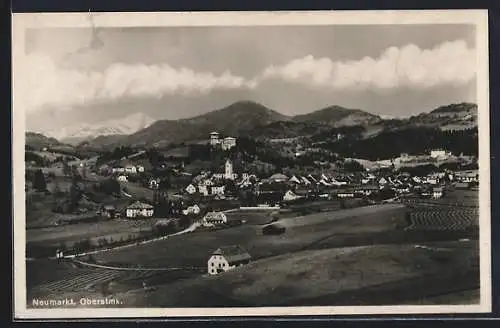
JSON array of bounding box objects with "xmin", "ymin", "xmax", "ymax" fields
[
  {"xmin": 62, "ymin": 161, "xmax": 72, "ymax": 177},
  {"xmin": 98, "ymin": 178, "xmax": 121, "ymax": 195},
  {"xmin": 68, "ymin": 180, "xmax": 83, "ymax": 211},
  {"xmin": 32, "ymin": 169, "xmax": 47, "ymax": 191},
  {"xmin": 81, "ymin": 166, "xmax": 88, "ymax": 180},
  {"xmin": 52, "ymin": 179, "xmax": 63, "ymax": 196}
]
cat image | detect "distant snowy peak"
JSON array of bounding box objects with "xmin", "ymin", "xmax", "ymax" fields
[{"xmin": 53, "ymin": 113, "xmax": 156, "ymax": 143}]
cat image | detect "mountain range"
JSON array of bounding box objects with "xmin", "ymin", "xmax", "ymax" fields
[
  {"xmin": 26, "ymin": 101, "xmax": 478, "ymax": 150},
  {"xmin": 42, "ymin": 112, "xmax": 155, "ymax": 146}
]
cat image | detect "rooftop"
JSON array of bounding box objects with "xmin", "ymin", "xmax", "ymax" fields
[
  {"xmin": 127, "ymin": 201, "xmax": 154, "ymax": 210},
  {"xmin": 213, "ymin": 245, "xmax": 252, "ymax": 264}
]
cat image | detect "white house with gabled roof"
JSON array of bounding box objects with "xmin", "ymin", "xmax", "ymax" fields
[{"xmin": 207, "ymin": 245, "xmax": 252, "ymax": 275}]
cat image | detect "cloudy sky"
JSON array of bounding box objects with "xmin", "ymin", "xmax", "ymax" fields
[{"xmin": 22, "ymin": 24, "xmax": 476, "ymax": 133}]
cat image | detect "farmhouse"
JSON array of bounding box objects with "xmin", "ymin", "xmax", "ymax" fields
[
  {"xmin": 207, "ymin": 245, "xmax": 252, "ymax": 275},
  {"xmin": 126, "ymin": 201, "xmax": 154, "ymax": 218},
  {"xmin": 203, "ymin": 211, "xmax": 227, "ymax": 225}
]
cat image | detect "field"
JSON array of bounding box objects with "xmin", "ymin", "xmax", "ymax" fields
[
  {"xmin": 27, "ymin": 218, "xmax": 162, "ymax": 251},
  {"xmin": 90, "ymin": 204, "xmax": 407, "ymax": 268},
  {"xmin": 120, "ymin": 182, "xmax": 155, "ymax": 201},
  {"xmin": 402, "ymin": 189, "xmax": 479, "ymax": 208},
  {"xmin": 26, "ymin": 259, "xmax": 201, "ymax": 303},
  {"xmin": 25, "ymin": 189, "xmax": 481, "ymax": 306},
  {"xmin": 102, "ymin": 240, "xmax": 479, "ymax": 307}
]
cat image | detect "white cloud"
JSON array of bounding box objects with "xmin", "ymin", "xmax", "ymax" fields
[
  {"xmin": 18, "ymin": 39, "xmax": 476, "ymax": 114},
  {"xmin": 254, "ymin": 40, "xmax": 476, "ymax": 90},
  {"xmin": 18, "ymin": 53, "xmax": 254, "ymax": 114}
]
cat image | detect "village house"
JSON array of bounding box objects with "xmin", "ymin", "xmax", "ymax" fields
[
  {"xmin": 289, "ymin": 175, "xmax": 301, "ymax": 184},
  {"xmin": 183, "ymin": 204, "xmax": 201, "ymax": 215},
  {"xmin": 125, "ymin": 164, "xmax": 137, "ymax": 174},
  {"xmin": 185, "ymin": 183, "xmax": 197, "ymax": 195},
  {"xmin": 112, "ymin": 167, "xmax": 126, "ymax": 173},
  {"xmin": 432, "ymin": 187, "xmax": 444, "ymax": 199},
  {"xmin": 125, "ymin": 201, "xmax": 155, "ymax": 218},
  {"xmin": 101, "ymin": 205, "xmax": 117, "ymax": 219},
  {"xmin": 378, "ymin": 177, "xmax": 388, "ymax": 186},
  {"xmin": 354, "ymin": 184, "xmax": 380, "ymax": 196},
  {"xmin": 425, "ymin": 176, "xmax": 439, "ymax": 185},
  {"xmin": 207, "ymin": 245, "xmax": 252, "ymax": 275},
  {"xmin": 117, "ymin": 175, "xmax": 128, "ymax": 182},
  {"xmin": 211, "ymin": 185, "xmax": 225, "ymax": 196},
  {"xmin": 203, "ymin": 211, "xmax": 228, "ymax": 226},
  {"xmin": 335, "ymin": 189, "xmax": 355, "ymax": 198},
  {"xmin": 149, "ymin": 178, "xmax": 160, "ymax": 190},
  {"xmin": 283, "ymin": 189, "xmax": 303, "ymax": 202},
  {"xmin": 268, "ymin": 173, "xmax": 289, "ymax": 183},
  {"xmin": 197, "ymin": 184, "xmax": 209, "ymax": 196},
  {"xmin": 394, "ymin": 184, "xmax": 411, "ymax": 194},
  {"xmin": 430, "ymin": 149, "xmax": 451, "ymax": 159},
  {"xmin": 301, "ymin": 176, "xmax": 312, "ymax": 185},
  {"xmin": 137, "ymin": 165, "xmax": 145, "ymax": 173}
]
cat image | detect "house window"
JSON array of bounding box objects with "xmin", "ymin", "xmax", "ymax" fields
[{"xmin": 211, "ymin": 262, "xmax": 214, "ymax": 266}]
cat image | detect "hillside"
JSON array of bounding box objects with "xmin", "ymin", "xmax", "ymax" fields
[
  {"xmin": 407, "ymin": 102, "xmax": 477, "ymax": 131},
  {"xmin": 25, "ymin": 132, "xmax": 72, "ymax": 151},
  {"xmin": 116, "ymin": 101, "xmax": 289, "ymax": 148},
  {"xmin": 76, "ymin": 134, "xmax": 127, "ymax": 150},
  {"xmin": 293, "ymin": 105, "xmax": 382, "ymax": 127},
  {"xmin": 63, "ymin": 101, "xmax": 479, "ymax": 150},
  {"xmin": 59, "ymin": 113, "xmax": 155, "ymax": 146}
]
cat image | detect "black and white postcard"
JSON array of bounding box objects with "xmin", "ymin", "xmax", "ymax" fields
[{"xmin": 12, "ymin": 10, "xmax": 491, "ymax": 319}]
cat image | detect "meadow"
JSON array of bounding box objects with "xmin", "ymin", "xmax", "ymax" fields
[
  {"xmin": 112, "ymin": 240, "xmax": 479, "ymax": 307},
  {"xmin": 92, "ymin": 204, "xmax": 408, "ymax": 268}
]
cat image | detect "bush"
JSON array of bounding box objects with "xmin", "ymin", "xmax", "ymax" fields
[
  {"xmin": 262, "ymin": 224, "xmax": 286, "ymax": 235},
  {"xmin": 97, "ymin": 178, "xmax": 121, "ymax": 195},
  {"xmin": 32, "ymin": 169, "xmax": 47, "ymax": 191}
]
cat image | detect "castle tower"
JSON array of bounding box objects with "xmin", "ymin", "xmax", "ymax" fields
[
  {"xmin": 210, "ymin": 131, "xmax": 220, "ymax": 146},
  {"xmin": 224, "ymin": 159, "xmax": 234, "ymax": 180}
]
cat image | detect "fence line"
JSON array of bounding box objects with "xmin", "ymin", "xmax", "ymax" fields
[{"xmin": 71, "ymin": 259, "xmax": 204, "ymax": 272}]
